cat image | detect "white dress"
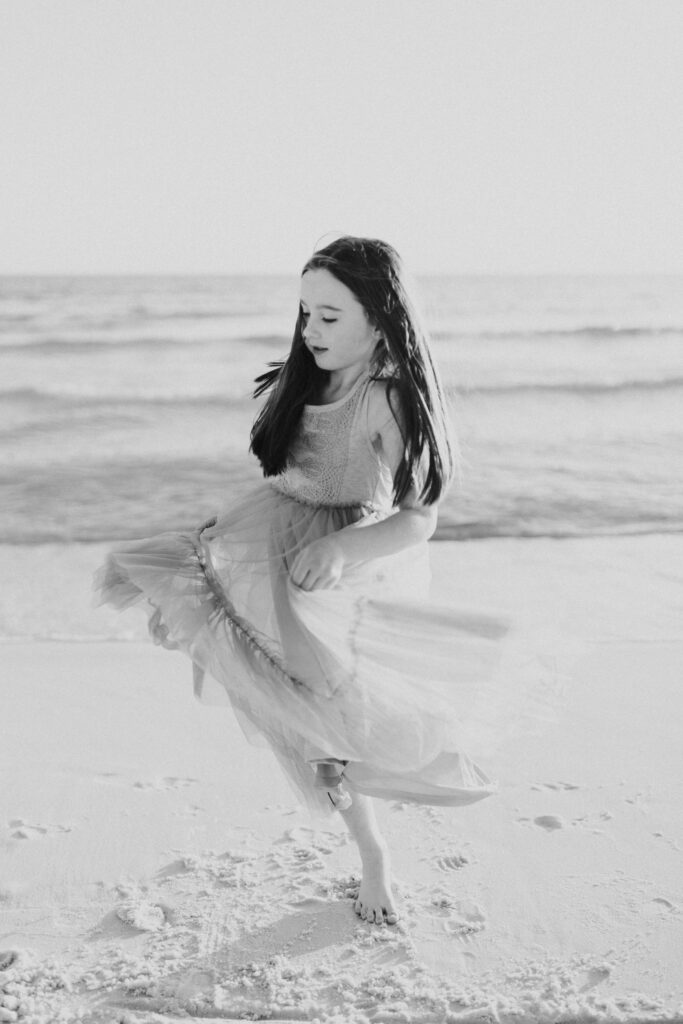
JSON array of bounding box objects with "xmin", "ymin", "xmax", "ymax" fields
[{"xmin": 94, "ymin": 375, "xmax": 511, "ymax": 816}]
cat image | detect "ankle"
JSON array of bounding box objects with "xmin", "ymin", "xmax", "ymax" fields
[
  {"xmin": 359, "ymin": 836, "xmax": 390, "ymax": 869},
  {"xmin": 326, "ymin": 783, "xmax": 352, "ymax": 811}
]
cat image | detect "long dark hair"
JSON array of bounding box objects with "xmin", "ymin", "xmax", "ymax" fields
[{"xmin": 249, "ymin": 236, "xmax": 455, "ymax": 505}]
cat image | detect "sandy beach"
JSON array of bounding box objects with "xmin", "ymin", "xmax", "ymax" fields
[
  {"xmin": 1, "ymin": 535, "xmax": 681, "ymax": 1023},
  {"xmin": 3, "ymin": 0, "xmax": 683, "ymax": 1017}
]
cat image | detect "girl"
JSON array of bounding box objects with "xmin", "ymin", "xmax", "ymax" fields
[{"xmin": 94, "ymin": 236, "xmax": 508, "ymax": 927}]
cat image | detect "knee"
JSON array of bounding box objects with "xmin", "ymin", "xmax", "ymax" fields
[{"xmin": 315, "ymin": 761, "xmax": 345, "ymax": 787}]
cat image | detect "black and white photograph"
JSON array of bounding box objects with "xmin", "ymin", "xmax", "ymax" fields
[{"xmin": 1, "ymin": 1, "xmax": 682, "ymax": 1020}]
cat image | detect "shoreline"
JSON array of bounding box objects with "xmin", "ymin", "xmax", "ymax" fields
[
  {"xmin": 1, "ymin": 532, "xmax": 681, "ymax": 645},
  {"xmin": 2, "ymin": 528, "xmax": 679, "ymax": 552},
  {"xmin": 1, "ymin": 535, "xmax": 681, "ymax": 1020}
]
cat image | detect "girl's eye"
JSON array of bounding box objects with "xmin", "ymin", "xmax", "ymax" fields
[{"xmin": 300, "ymin": 309, "xmax": 337, "ymax": 324}]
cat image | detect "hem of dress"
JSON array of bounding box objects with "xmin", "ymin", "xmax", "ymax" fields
[{"xmin": 346, "ymin": 777, "xmax": 498, "ymax": 806}]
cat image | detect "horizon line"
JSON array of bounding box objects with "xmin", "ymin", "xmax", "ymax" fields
[{"xmin": 1, "ymin": 269, "xmax": 682, "ymax": 279}]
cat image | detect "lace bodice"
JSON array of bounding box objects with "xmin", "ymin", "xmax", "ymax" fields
[{"xmin": 272, "ymin": 376, "xmax": 396, "ymax": 509}]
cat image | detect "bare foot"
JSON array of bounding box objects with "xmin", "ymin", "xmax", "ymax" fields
[
  {"xmin": 329, "ymin": 781, "xmax": 399, "ymax": 925},
  {"xmin": 354, "ymin": 844, "xmax": 399, "ymax": 926}
]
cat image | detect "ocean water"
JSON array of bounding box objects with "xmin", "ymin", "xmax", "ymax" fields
[{"xmin": 2, "ymin": 274, "xmax": 682, "ymax": 544}]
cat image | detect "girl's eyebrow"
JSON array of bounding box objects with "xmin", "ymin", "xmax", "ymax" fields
[{"xmin": 300, "ymin": 301, "xmax": 343, "ymax": 312}]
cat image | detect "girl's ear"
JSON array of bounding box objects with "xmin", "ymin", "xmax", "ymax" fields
[{"xmin": 371, "ymin": 334, "xmax": 388, "ymax": 372}]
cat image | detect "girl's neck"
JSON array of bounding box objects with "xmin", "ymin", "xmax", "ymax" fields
[{"xmin": 318, "ymin": 365, "xmax": 371, "ymax": 405}]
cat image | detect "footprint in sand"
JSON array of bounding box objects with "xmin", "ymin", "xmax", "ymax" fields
[
  {"xmin": 8, "ymin": 819, "xmax": 72, "ymax": 840},
  {"xmin": 442, "ymin": 899, "xmax": 487, "ymax": 937},
  {"xmin": 580, "ymin": 965, "xmax": 611, "ymax": 991},
  {"xmin": 644, "ymin": 897, "xmax": 678, "ymax": 918},
  {"xmin": 311, "ymin": 874, "xmax": 361, "ymax": 903},
  {"xmin": 533, "ymin": 814, "xmax": 566, "ymax": 831},
  {"xmin": 520, "ymin": 812, "xmax": 617, "ymax": 836},
  {"xmin": 133, "ymin": 776, "xmax": 199, "ymax": 791},
  {"xmin": 516, "ymin": 814, "xmax": 566, "ymax": 831},
  {"xmin": 420, "ymin": 805, "xmax": 445, "ymax": 823},
  {"xmin": 290, "ymin": 848, "xmax": 326, "ymax": 872},
  {"xmin": 94, "ymin": 772, "xmax": 122, "ymax": 786},
  {"xmin": 267, "ymin": 841, "xmax": 327, "ymax": 880},
  {"xmin": 531, "ymin": 781, "xmax": 580, "ymax": 792},
  {"xmin": 116, "ymin": 898, "xmax": 170, "ymax": 931},
  {"xmin": 436, "ymin": 853, "xmax": 469, "ymax": 871},
  {"xmin": 287, "ymin": 896, "xmax": 331, "ymax": 912},
  {"xmin": 0, "ymin": 949, "xmax": 21, "ymax": 972},
  {"xmin": 171, "ymin": 803, "xmax": 204, "ymax": 818},
  {"xmin": 95, "ymin": 772, "xmax": 198, "ymax": 791},
  {"xmin": 652, "ymin": 832, "xmax": 682, "ymax": 852},
  {"xmin": 274, "ymin": 826, "xmax": 345, "ymax": 855}
]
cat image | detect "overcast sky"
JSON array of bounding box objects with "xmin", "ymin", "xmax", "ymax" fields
[{"xmin": 2, "ymin": 0, "xmax": 682, "ymax": 275}]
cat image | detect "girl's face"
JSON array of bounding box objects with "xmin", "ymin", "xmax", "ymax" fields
[{"xmin": 299, "ymin": 269, "xmax": 380, "ymax": 376}]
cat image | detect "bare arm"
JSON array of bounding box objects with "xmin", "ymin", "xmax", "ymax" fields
[
  {"xmin": 289, "ymin": 502, "xmax": 437, "ymax": 591},
  {"xmin": 337, "ymin": 501, "xmax": 436, "ymax": 556},
  {"xmin": 290, "ymin": 384, "xmax": 437, "ymax": 590}
]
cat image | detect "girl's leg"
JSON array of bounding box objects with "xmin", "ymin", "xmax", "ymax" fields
[
  {"xmin": 328, "ymin": 778, "xmax": 399, "ymax": 925},
  {"xmin": 275, "ymin": 547, "xmax": 398, "ymax": 925}
]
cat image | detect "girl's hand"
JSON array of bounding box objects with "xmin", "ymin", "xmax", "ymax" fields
[
  {"xmin": 290, "ymin": 537, "xmax": 345, "ymax": 591},
  {"xmin": 148, "ymin": 607, "xmax": 179, "ymax": 650}
]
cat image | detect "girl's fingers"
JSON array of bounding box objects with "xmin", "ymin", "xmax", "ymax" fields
[
  {"xmin": 292, "ymin": 569, "xmax": 328, "ymax": 591},
  {"xmin": 294, "ymin": 567, "xmax": 328, "ymax": 590},
  {"xmin": 291, "ymin": 553, "xmax": 313, "ymax": 584},
  {"xmin": 293, "ymin": 567, "xmax": 312, "ymax": 589},
  {"xmin": 290, "ymin": 555, "xmax": 341, "ymax": 590}
]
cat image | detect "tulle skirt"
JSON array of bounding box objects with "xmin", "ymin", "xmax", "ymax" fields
[{"xmin": 93, "ymin": 483, "xmax": 516, "ymax": 817}]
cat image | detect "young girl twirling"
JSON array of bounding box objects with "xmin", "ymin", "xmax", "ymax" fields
[{"xmin": 94, "ymin": 236, "xmax": 509, "ymax": 927}]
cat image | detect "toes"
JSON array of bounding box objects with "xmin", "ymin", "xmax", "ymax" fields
[{"xmin": 354, "ymin": 897, "xmax": 399, "ymax": 926}]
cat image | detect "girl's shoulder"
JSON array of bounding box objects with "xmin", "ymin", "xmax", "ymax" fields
[{"xmin": 365, "ymin": 375, "xmax": 403, "ymax": 436}]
